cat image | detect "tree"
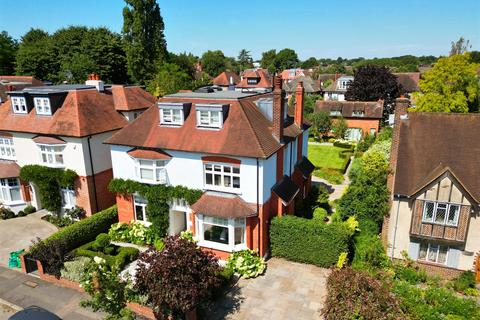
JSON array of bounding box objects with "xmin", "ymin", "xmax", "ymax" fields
[
  {"xmin": 450, "ymin": 37, "xmax": 471, "ymax": 56},
  {"xmin": 275, "ymin": 48, "xmax": 299, "ymax": 70},
  {"xmin": 331, "ymin": 117, "xmax": 348, "ymax": 140},
  {"xmin": 135, "ymin": 236, "xmax": 222, "ymax": 319},
  {"xmin": 147, "ymin": 62, "xmax": 193, "ymax": 97},
  {"xmin": 310, "ymin": 110, "xmax": 331, "ymax": 140},
  {"xmin": 201, "ymin": 50, "xmax": 227, "ymax": 77},
  {"xmin": 169, "ymin": 52, "xmax": 198, "ymax": 79},
  {"xmin": 413, "ymin": 53, "xmax": 480, "ymax": 113},
  {"xmin": 345, "ymin": 65, "xmax": 402, "ymax": 121},
  {"xmin": 237, "ymin": 49, "xmax": 253, "ymax": 70},
  {"xmin": 301, "ymin": 57, "xmax": 318, "ymax": 69},
  {"xmin": 123, "ymin": 0, "xmax": 167, "ymax": 84},
  {"xmin": 260, "ymin": 49, "xmax": 277, "ymax": 74},
  {"xmin": 0, "ymin": 31, "xmax": 17, "ymax": 75}
]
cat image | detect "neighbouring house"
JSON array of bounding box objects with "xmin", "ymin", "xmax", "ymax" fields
[
  {"xmin": 0, "ymin": 76, "xmax": 44, "ymax": 104},
  {"xmin": 315, "ymin": 100, "xmax": 383, "ymax": 141},
  {"xmin": 283, "ymin": 76, "xmax": 321, "ymax": 98},
  {"xmin": 394, "ymin": 72, "xmax": 420, "ymax": 95},
  {"xmin": 105, "ymin": 76, "xmax": 313, "ymax": 259},
  {"xmin": 322, "ymin": 75, "xmax": 354, "ymax": 101},
  {"xmin": 281, "ymin": 68, "xmax": 306, "ymax": 81},
  {"xmin": 212, "ymin": 71, "xmax": 241, "ymax": 91},
  {"xmin": 385, "ymin": 98, "xmax": 480, "ymax": 278},
  {"xmin": 0, "ymin": 74, "xmax": 155, "ymax": 215},
  {"xmin": 236, "ymin": 68, "xmax": 273, "ymax": 93}
]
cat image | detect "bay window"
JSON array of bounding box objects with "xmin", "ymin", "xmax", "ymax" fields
[
  {"xmin": 204, "ymin": 163, "xmax": 240, "ymax": 190},
  {"xmin": 422, "ymin": 201, "xmax": 460, "ymax": 226},
  {"xmin": 38, "ymin": 144, "xmax": 64, "ymax": 166},
  {"xmin": 197, "ymin": 215, "xmax": 246, "ymax": 251},
  {"xmin": 11, "ymin": 97, "xmax": 27, "ymax": 114},
  {"xmin": 34, "ymin": 97, "xmax": 52, "ymax": 115},
  {"xmin": 0, "ymin": 137, "xmax": 15, "ymax": 160},
  {"xmin": 134, "ymin": 159, "xmax": 167, "ymax": 184},
  {"xmin": 0, "ymin": 178, "xmax": 22, "ymax": 204},
  {"xmin": 134, "ymin": 194, "xmax": 148, "ymax": 223}
]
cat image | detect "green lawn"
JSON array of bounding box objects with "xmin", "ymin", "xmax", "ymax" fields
[{"xmin": 308, "ymin": 145, "xmax": 348, "ymax": 170}]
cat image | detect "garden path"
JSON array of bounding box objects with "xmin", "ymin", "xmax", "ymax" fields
[{"xmin": 312, "ymin": 156, "xmax": 353, "ymax": 202}]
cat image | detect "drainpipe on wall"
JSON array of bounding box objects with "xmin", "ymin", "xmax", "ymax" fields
[{"xmin": 87, "ymin": 136, "xmax": 99, "ymax": 213}]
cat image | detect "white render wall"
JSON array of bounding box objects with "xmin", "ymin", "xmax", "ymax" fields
[
  {"xmin": 302, "ymin": 129, "xmax": 309, "ymax": 157},
  {"xmin": 81, "ymin": 131, "xmax": 117, "ymax": 175},
  {"xmin": 110, "ymin": 145, "xmax": 278, "ymax": 204}
]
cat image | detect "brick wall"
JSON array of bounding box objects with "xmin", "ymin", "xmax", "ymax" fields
[
  {"xmin": 117, "ymin": 194, "xmax": 134, "ymax": 223},
  {"xmin": 345, "ymin": 118, "xmax": 380, "ymax": 136},
  {"xmin": 75, "ymin": 168, "xmax": 116, "ymax": 216},
  {"xmin": 393, "ymin": 258, "xmax": 463, "ymax": 280}
]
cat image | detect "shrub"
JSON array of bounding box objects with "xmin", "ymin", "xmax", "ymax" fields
[
  {"xmin": 40, "ymin": 205, "xmax": 118, "ymax": 252},
  {"xmin": 352, "ymin": 232, "xmax": 391, "ymax": 272},
  {"xmin": 465, "ymin": 288, "xmax": 480, "ymax": 297},
  {"xmin": 135, "ymin": 236, "xmax": 222, "ymax": 318},
  {"xmin": 226, "ymin": 250, "xmax": 266, "ymax": 279},
  {"xmin": 17, "ymin": 210, "xmax": 27, "ymax": 217},
  {"xmin": 153, "ymin": 238, "xmax": 165, "ymax": 251},
  {"xmin": 23, "ymin": 205, "xmax": 37, "ymax": 214},
  {"xmin": 218, "ymin": 266, "xmax": 234, "ymax": 283},
  {"xmin": 95, "ymin": 233, "xmax": 111, "ymax": 250},
  {"xmin": 270, "ymin": 216, "xmax": 352, "ymax": 267},
  {"xmin": 108, "ymin": 221, "xmax": 156, "ymax": 245},
  {"xmin": 356, "ymin": 133, "xmax": 376, "ymax": 153},
  {"xmin": 65, "ymin": 206, "xmax": 86, "ymax": 220},
  {"xmin": 312, "ymin": 207, "xmax": 328, "ymax": 222},
  {"xmin": 75, "ymin": 241, "xmax": 139, "ymax": 270},
  {"xmin": 393, "ymin": 263, "xmax": 427, "ymax": 284},
  {"xmin": 61, "ymin": 256, "xmax": 91, "ymax": 282},
  {"xmin": 333, "ymin": 140, "xmax": 354, "ymax": 149},
  {"xmin": 0, "ymin": 207, "xmax": 15, "ymax": 220},
  {"xmin": 322, "ymin": 268, "xmax": 404, "ymax": 320},
  {"xmin": 42, "ymin": 214, "xmax": 75, "ymax": 227},
  {"xmin": 452, "ymin": 271, "xmax": 476, "ymax": 293},
  {"xmin": 29, "ymin": 237, "xmax": 69, "ymax": 278}
]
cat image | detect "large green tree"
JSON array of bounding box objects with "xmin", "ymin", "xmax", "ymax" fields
[
  {"xmin": 237, "ymin": 49, "xmax": 253, "ymax": 70},
  {"xmin": 260, "ymin": 49, "xmax": 277, "ymax": 73},
  {"xmin": 147, "ymin": 62, "xmax": 193, "ymax": 97},
  {"xmin": 0, "ymin": 31, "xmax": 17, "ymax": 75},
  {"xmin": 123, "ymin": 0, "xmax": 167, "ymax": 84},
  {"xmin": 301, "ymin": 57, "xmax": 318, "ymax": 69},
  {"xmin": 201, "ymin": 50, "xmax": 227, "ymax": 77},
  {"xmin": 413, "ymin": 53, "xmax": 480, "ymax": 113},
  {"xmin": 275, "ymin": 48, "xmax": 299, "ymax": 70}
]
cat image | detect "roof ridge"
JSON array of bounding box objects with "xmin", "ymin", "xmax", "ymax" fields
[{"xmin": 237, "ymin": 100, "xmax": 267, "ymax": 158}]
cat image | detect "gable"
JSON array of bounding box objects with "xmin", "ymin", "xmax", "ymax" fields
[{"xmin": 413, "ymin": 172, "xmax": 473, "ymax": 206}]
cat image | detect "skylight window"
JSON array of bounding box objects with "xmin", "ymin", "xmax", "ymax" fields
[{"xmin": 11, "ymin": 97, "xmax": 27, "ymax": 114}]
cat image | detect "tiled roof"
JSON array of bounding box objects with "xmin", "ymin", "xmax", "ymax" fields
[
  {"xmin": 315, "ymin": 100, "xmax": 383, "ymax": 119},
  {"xmin": 190, "ymin": 191, "xmax": 257, "ymax": 218},
  {"xmin": 0, "ymin": 160, "xmax": 21, "ymax": 179},
  {"xmin": 32, "ymin": 136, "xmax": 66, "ymax": 144},
  {"xmin": 110, "ymin": 85, "xmax": 156, "ymax": 111},
  {"xmin": 283, "ymin": 76, "xmax": 320, "ymax": 93},
  {"xmin": 237, "ymin": 69, "xmax": 273, "ymax": 89},
  {"xmin": 0, "ymin": 86, "xmax": 153, "ymax": 137},
  {"xmin": 105, "ymin": 93, "xmax": 308, "ymax": 158},
  {"xmin": 393, "ymin": 112, "xmax": 480, "ymax": 203},
  {"xmin": 272, "ymin": 175, "xmax": 299, "ymax": 204},
  {"xmin": 393, "ymin": 73, "xmax": 420, "ymax": 93},
  {"xmin": 127, "ymin": 148, "xmax": 171, "ymax": 160},
  {"xmin": 0, "ymin": 76, "xmax": 43, "ymax": 103},
  {"xmin": 295, "ymin": 157, "xmax": 315, "ymax": 178},
  {"xmin": 213, "ymin": 71, "xmax": 240, "ymax": 86}
]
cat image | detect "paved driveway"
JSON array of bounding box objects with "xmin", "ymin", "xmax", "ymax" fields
[
  {"xmin": 207, "ymin": 258, "xmax": 330, "ymax": 320},
  {"xmin": 0, "ymin": 211, "xmax": 57, "ymax": 267}
]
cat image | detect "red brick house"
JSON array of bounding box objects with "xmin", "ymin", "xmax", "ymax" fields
[
  {"xmin": 236, "ymin": 68, "xmax": 273, "ymax": 93},
  {"xmin": 105, "ymin": 76, "xmax": 313, "ymax": 258},
  {"xmin": 315, "ymin": 100, "xmax": 384, "ymax": 141},
  {"xmin": 212, "ymin": 71, "xmax": 241, "ymax": 90}
]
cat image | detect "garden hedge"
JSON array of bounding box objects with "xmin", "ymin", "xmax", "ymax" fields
[
  {"xmin": 42, "ymin": 205, "xmax": 118, "ymax": 252},
  {"xmin": 75, "ymin": 241, "xmax": 139, "ymax": 269},
  {"xmin": 270, "ymin": 216, "xmax": 352, "ymax": 267}
]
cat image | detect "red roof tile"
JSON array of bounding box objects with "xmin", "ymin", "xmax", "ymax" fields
[
  {"xmin": 32, "ymin": 136, "xmax": 66, "ymax": 144},
  {"xmin": 0, "ymin": 160, "xmax": 20, "ymax": 179},
  {"xmin": 190, "ymin": 192, "xmax": 257, "ymax": 218},
  {"xmin": 127, "ymin": 148, "xmax": 171, "ymax": 160},
  {"xmin": 109, "ymin": 85, "xmax": 156, "ymax": 111},
  {"xmin": 316, "ymin": 100, "xmax": 383, "ymax": 119},
  {"xmin": 213, "ymin": 71, "xmax": 240, "ymax": 86},
  {"xmin": 237, "ymin": 69, "xmax": 273, "ymax": 89}
]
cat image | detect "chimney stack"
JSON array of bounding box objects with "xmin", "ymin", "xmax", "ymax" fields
[
  {"xmin": 272, "ymin": 75, "xmax": 285, "ymax": 142},
  {"xmin": 294, "ymin": 81, "xmax": 304, "ymax": 127},
  {"xmin": 85, "ymin": 73, "xmax": 104, "ymax": 92}
]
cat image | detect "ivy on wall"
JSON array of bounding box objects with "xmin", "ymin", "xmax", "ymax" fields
[
  {"xmin": 19, "ymin": 165, "xmax": 77, "ymax": 213},
  {"xmin": 108, "ymin": 178, "xmax": 203, "ymax": 237}
]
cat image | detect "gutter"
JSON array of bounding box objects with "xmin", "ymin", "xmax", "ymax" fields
[{"xmin": 87, "ymin": 136, "xmax": 99, "ymax": 213}]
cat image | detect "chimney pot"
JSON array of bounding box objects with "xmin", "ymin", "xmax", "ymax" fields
[{"xmin": 274, "ymin": 75, "xmax": 283, "ymax": 91}]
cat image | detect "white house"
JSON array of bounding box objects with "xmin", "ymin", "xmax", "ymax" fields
[
  {"xmin": 0, "ymin": 74, "xmax": 155, "ymax": 215},
  {"xmin": 323, "ymin": 76, "xmax": 354, "ymax": 101},
  {"xmin": 105, "ymin": 76, "xmax": 314, "ymax": 259}
]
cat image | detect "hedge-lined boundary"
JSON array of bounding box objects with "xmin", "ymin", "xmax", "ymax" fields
[
  {"xmin": 41, "ymin": 205, "xmax": 118, "ymax": 252},
  {"xmin": 270, "ymin": 216, "xmax": 352, "ymax": 267}
]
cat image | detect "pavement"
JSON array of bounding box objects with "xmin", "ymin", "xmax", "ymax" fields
[
  {"xmin": 0, "ymin": 266, "xmax": 103, "ymax": 320},
  {"xmin": 0, "ymin": 211, "xmax": 57, "ymax": 267},
  {"xmin": 207, "ymin": 258, "xmax": 330, "ymax": 320}
]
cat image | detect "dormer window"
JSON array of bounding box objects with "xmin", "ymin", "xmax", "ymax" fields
[
  {"xmin": 352, "ymin": 110, "xmax": 364, "ymax": 117},
  {"xmin": 247, "ymin": 78, "xmax": 259, "ymax": 85},
  {"xmin": 12, "ymin": 97, "xmax": 27, "ymax": 114},
  {"xmin": 158, "ymin": 103, "xmax": 189, "ymax": 126},
  {"xmin": 34, "ymin": 97, "xmax": 51, "ymax": 115},
  {"xmin": 330, "ymin": 109, "xmax": 342, "ymax": 116},
  {"xmin": 196, "ymin": 104, "xmax": 224, "ymax": 129}
]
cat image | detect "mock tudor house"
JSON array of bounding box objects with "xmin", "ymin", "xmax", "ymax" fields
[
  {"xmin": 315, "ymin": 100, "xmax": 383, "ymax": 141},
  {"xmin": 385, "ymin": 99, "xmax": 480, "ymax": 278},
  {"xmin": 322, "ymin": 75, "xmax": 353, "ymax": 101},
  {"xmin": 212, "ymin": 71, "xmax": 241, "ymax": 91},
  {"xmin": 0, "ymin": 75, "xmax": 155, "ymax": 216},
  {"xmin": 105, "ymin": 76, "xmax": 313, "ymax": 259},
  {"xmin": 236, "ymin": 68, "xmax": 273, "ymax": 93}
]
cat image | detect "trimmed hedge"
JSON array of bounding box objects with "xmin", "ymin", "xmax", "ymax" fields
[
  {"xmin": 42, "ymin": 205, "xmax": 118, "ymax": 252},
  {"xmin": 333, "ymin": 141, "xmax": 354, "ymax": 149},
  {"xmin": 75, "ymin": 241, "xmax": 139, "ymax": 269},
  {"xmin": 270, "ymin": 216, "xmax": 352, "ymax": 267}
]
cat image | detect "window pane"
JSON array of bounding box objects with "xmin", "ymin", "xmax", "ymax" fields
[
  {"xmin": 9, "ymin": 188, "xmax": 21, "ymax": 202},
  {"xmin": 233, "ymin": 167, "xmax": 240, "ymax": 174},
  {"xmin": 438, "ymin": 246, "xmax": 448, "ymax": 264},
  {"xmin": 427, "ymin": 245, "xmax": 438, "ymax": 262},
  {"xmin": 224, "ymin": 166, "xmax": 231, "ymax": 173},
  {"xmin": 418, "ymin": 243, "xmax": 427, "ymax": 260},
  {"xmin": 214, "ymin": 174, "xmax": 221, "ymax": 186},
  {"xmin": 205, "ymin": 173, "xmax": 213, "ymax": 185},
  {"xmin": 435, "ymin": 204, "xmax": 447, "ymax": 223},
  {"xmin": 214, "ymin": 165, "xmax": 221, "ymax": 172},
  {"xmin": 234, "ymin": 226, "xmax": 245, "ymax": 245},
  {"xmin": 156, "ymin": 160, "xmax": 165, "ymax": 167},
  {"xmin": 424, "ymin": 202, "xmax": 434, "ymax": 222},
  {"xmin": 140, "ymin": 168, "xmax": 154, "ymax": 180},
  {"xmin": 55, "ymin": 153, "xmax": 63, "ymax": 164},
  {"xmin": 139, "ymin": 160, "xmax": 152, "ymax": 166},
  {"xmin": 211, "ymin": 111, "xmax": 220, "ymax": 124},
  {"xmin": 224, "ymin": 175, "xmax": 231, "ymax": 187},
  {"xmin": 447, "ymin": 205, "xmax": 460, "ymax": 225},
  {"xmin": 135, "ymin": 205, "xmax": 145, "ymax": 221},
  {"xmin": 203, "ymin": 224, "xmax": 229, "ymax": 244},
  {"xmin": 233, "ymin": 176, "xmax": 240, "ymax": 188},
  {"xmin": 205, "ymin": 164, "xmax": 212, "ymax": 171}
]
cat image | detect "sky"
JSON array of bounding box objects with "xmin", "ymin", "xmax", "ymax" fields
[{"xmin": 1, "ymin": 0, "xmax": 479, "ymax": 60}]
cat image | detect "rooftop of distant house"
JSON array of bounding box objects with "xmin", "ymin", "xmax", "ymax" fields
[
  {"xmin": 237, "ymin": 68, "xmax": 273, "ymax": 89},
  {"xmin": 323, "ymin": 76, "xmax": 354, "ymax": 92},
  {"xmin": 393, "ymin": 72, "xmax": 421, "ymax": 93},
  {"xmin": 316, "ymin": 100, "xmax": 383, "ymax": 119},
  {"xmin": 212, "ymin": 71, "xmax": 241, "ymax": 86}
]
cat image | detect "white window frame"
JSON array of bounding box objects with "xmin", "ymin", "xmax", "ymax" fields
[
  {"xmin": 0, "ymin": 137, "xmax": 15, "ymax": 160},
  {"xmin": 196, "ymin": 105, "xmax": 223, "ymax": 128},
  {"xmin": 160, "ymin": 108, "xmax": 184, "ymax": 126},
  {"xmin": 0, "ymin": 178, "xmax": 23, "ymax": 205},
  {"xmin": 352, "ymin": 110, "xmax": 365, "ymax": 117},
  {"xmin": 196, "ymin": 214, "xmax": 247, "ymax": 252},
  {"xmin": 247, "ymin": 78, "xmax": 258, "ymax": 85},
  {"xmin": 34, "ymin": 97, "xmax": 52, "ymax": 115},
  {"xmin": 204, "ymin": 162, "xmax": 240, "ymax": 192},
  {"xmin": 330, "ymin": 110, "xmax": 342, "ymax": 116},
  {"xmin": 61, "ymin": 188, "xmax": 76, "ymax": 209},
  {"xmin": 418, "ymin": 242, "xmax": 449, "ymax": 265},
  {"xmin": 134, "ymin": 159, "xmax": 167, "ymax": 184},
  {"xmin": 11, "ymin": 97, "xmax": 27, "ymax": 114},
  {"xmin": 422, "ymin": 201, "xmax": 461, "ymax": 226},
  {"xmin": 134, "ymin": 194, "xmax": 150, "ymax": 225},
  {"xmin": 38, "ymin": 144, "xmax": 65, "ymax": 167}
]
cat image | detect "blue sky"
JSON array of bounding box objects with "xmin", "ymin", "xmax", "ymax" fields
[{"xmin": 1, "ymin": 0, "xmax": 479, "ymax": 60}]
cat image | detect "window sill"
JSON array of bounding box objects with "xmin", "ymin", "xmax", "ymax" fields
[
  {"xmin": 421, "ymin": 221, "xmax": 458, "ymax": 228},
  {"xmin": 135, "ymin": 219, "xmax": 152, "ymax": 227},
  {"xmin": 197, "ymin": 240, "xmax": 247, "ymax": 253},
  {"xmin": 204, "ymin": 186, "xmax": 241, "ymax": 195},
  {"xmin": 2, "ymin": 200, "xmax": 25, "ymax": 206}
]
